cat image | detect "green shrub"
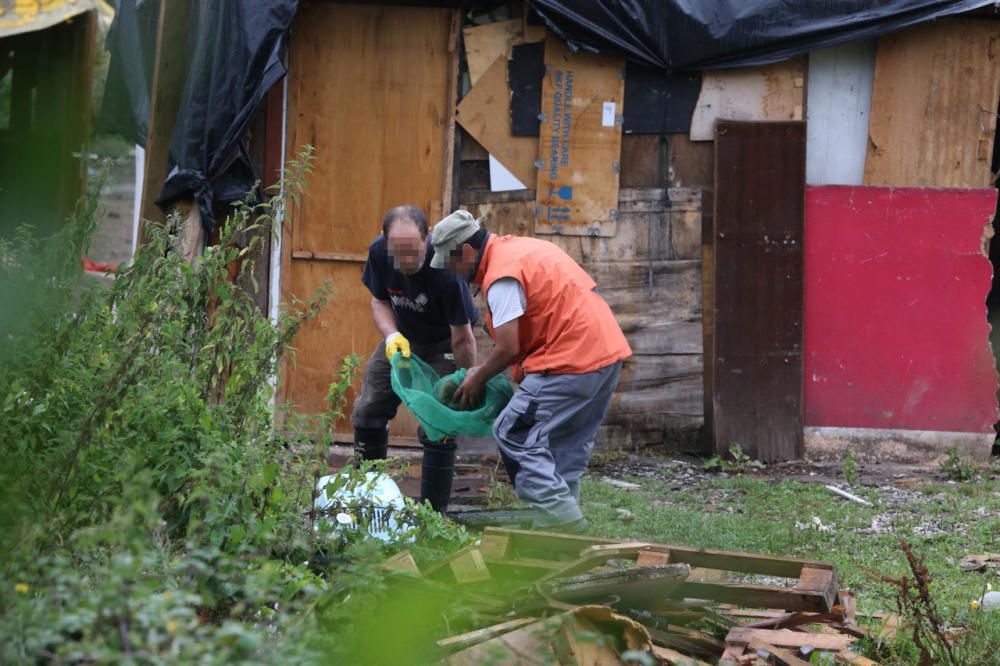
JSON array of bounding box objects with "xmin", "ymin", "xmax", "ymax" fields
[{"xmin": 0, "ymin": 149, "xmax": 471, "ymax": 664}]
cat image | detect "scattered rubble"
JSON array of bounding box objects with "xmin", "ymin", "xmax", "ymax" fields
[{"xmin": 382, "ymin": 528, "xmax": 892, "ymax": 665}]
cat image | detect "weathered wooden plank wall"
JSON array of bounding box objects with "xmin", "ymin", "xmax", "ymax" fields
[
  {"xmin": 865, "ymin": 18, "xmax": 1000, "ymax": 188},
  {"xmin": 459, "ymin": 182, "xmax": 704, "ymax": 450}
]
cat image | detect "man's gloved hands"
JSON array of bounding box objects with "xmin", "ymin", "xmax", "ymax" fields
[{"xmin": 384, "ymin": 332, "xmax": 411, "ymax": 361}]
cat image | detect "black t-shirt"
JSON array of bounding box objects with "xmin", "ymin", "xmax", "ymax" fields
[{"xmin": 361, "ymin": 235, "xmax": 479, "ymax": 345}]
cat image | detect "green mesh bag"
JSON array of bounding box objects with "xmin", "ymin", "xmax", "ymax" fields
[{"xmin": 389, "ymin": 352, "xmax": 514, "ymax": 442}]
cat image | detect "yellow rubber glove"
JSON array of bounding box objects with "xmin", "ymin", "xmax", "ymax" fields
[{"xmin": 384, "ymin": 331, "xmax": 411, "ymax": 360}]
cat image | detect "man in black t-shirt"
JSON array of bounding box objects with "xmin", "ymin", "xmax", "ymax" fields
[{"xmin": 351, "ymin": 205, "xmax": 479, "ymax": 512}]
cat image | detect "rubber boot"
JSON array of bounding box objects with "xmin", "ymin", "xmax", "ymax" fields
[
  {"xmin": 419, "ymin": 429, "xmax": 456, "ymax": 513},
  {"xmin": 354, "ymin": 425, "xmax": 389, "ymax": 461}
]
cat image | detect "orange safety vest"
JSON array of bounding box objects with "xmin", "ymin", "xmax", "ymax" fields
[{"xmin": 474, "ymin": 235, "xmax": 632, "ymax": 376}]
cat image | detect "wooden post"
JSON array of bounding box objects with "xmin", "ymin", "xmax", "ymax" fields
[
  {"xmin": 440, "ymin": 8, "xmax": 461, "ymax": 219},
  {"xmin": 138, "ymin": 0, "xmax": 193, "ymax": 244}
]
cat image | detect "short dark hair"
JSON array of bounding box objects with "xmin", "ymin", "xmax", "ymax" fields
[
  {"xmin": 462, "ymin": 228, "xmax": 488, "ymax": 250},
  {"xmin": 382, "ymin": 205, "xmax": 428, "ymax": 238}
]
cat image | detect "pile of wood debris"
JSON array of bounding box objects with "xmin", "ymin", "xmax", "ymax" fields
[{"xmin": 381, "ymin": 528, "xmax": 897, "ymax": 665}]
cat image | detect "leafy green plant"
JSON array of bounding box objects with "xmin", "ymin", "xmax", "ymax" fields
[
  {"xmin": 485, "ymin": 460, "xmax": 519, "ymax": 509},
  {"xmin": 703, "ymin": 444, "xmax": 765, "ymax": 474},
  {"xmin": 0, "ymin": 147, "xmax": 473, "ymax": 664},
  {"xmin": 842, "ymin": 448, "xmax": 859, "ymax": 485},
  {"xmin": 939, "ymin": 446, "xmax": 977, "ymax": 482}
]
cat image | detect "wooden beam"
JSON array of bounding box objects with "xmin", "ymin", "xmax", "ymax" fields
[
  {"xmin": 726, "ymin": 627, "xmax": 854, "ymax": 652},
  {"xmin": 440, "ymin": 8, "xmax": 461, "ymax": 220},
  {"xmin": 139, "ymin": 0, "xmax": 192, "ymax": 235}
]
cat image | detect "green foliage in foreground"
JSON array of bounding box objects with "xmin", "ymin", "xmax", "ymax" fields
[{"xmin": 0, "ymin": 152, "xmax": 471, "ymax": 664}]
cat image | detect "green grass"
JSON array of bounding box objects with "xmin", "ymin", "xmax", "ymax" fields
[{"xmin": 578, "ymin": 471, "xmax": 1000, "ymax": 662}]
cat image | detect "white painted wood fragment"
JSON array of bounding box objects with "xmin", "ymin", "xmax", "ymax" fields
[
  {"xmin": 824, "ymin": 484, "xmax": 873, "ymax": 507},
  {"xmin": 806, "ymin": 40, "xmax": 875, "ymax": 185},
  {"xmin": 601, "ymin": 477, "xmax": 642, "ymax": 490}
]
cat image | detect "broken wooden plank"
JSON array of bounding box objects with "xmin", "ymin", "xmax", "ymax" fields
[
  {"xmin": 726, "ymin": 626, "xmax": 855, "ymax": 652},
  {"xmin": 535, "ymin": 33, "xmax": 624, "ymax": 237},
  {"xmin": 864, "ymin": 18, "xmax": 1000, "ymax": 188},
  {"xmin": 534, "ymin": 542, "xmax": 656, "ymax": 584},
  {"xmin": 835, "ymin": 650, "xmax": 880, "ymax": 666},
  {"xmin": 436, "ymin": 617, "xmax": 537, "ymax": 651},
  {"xmin": 675, "ymin": 581, "xmax": 836, "ymax": 613},
  {"xmin": 544, "ymin": 565, "xmax": 691, "ymax": 607},
  {"xmin": 648, "ymin": 625, "xmax": 727, "ymax": 661},
  {"xmin": 651, "ymin": 644, "xmax": 714, "ymax": 666},
  {"xmin": 690, "ymin": 58, "xmax": 804, "ymax": 141},
  {"xmin": 456, "ymin": 55, "xmax": 537, "ymax": 187},
  {"xmin": 795, "ymin": 566, "xmax": 840, "ymax": 607},
  {"xmin": 482, "ymin": 526, "xmax": 618, "ymax": 558},
  {"xmin": 381, "ymin": 550, "xmax": 420, "ymax": 576},
  {"xmin": 449, "ymin": 548, "xmax": 491, "ymax": 584},
  {"xmin": 747, "ymin": 638, "xmax": 812, "ymax": 666}
]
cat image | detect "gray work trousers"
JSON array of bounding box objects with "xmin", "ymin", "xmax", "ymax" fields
[
  {"xmin": 351, "ymin": 338, "xmax": 455, "ymax": 434},
  {"xmin": 492, "ymin": 361, "xmax": 622, "ymax": 527}
]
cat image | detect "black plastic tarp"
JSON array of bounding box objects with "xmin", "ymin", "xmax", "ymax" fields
[
  {"xmin": 528, "ymin": 0, "xmax": 997, "ymax": 70},
  {"xmin": 102, "ymin": 0, "xmax": 297, "ymax": 232}
]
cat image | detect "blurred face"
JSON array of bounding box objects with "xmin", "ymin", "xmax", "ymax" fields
[
  {"xmin": 386, "ymin": 219, "xmax": 426, "ymax": 274},
  {"xmin": 447, "ymin": 243, "xmax": 478, "ymax": 280}
]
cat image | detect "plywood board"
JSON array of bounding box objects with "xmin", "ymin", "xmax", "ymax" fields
[
  {"xmin": 536, "ymin": 34, "xmax": 624, "ymax": 236},
  {"xmin": 462, "ymin": 18, "xmax": 522, "ymax": 86},
  {"xmin": 283, "ymin": 3, "xmax": 451, "ymax": 436},
  {"xmin": 713, "ymin": 121, "xmax": 806, "ymax": 463},
  {"xmin": 804, "ymin": 186, "xmax": 999, "ymax": 433},
  {"xmin": 456, "ymin": 55, "xmax": 538, "ymax": 188},
  {"xmin": 806, "ymin": 40, "xmax": 875, "ymax": 185},
  {"xmin": 690, "ymin": 58, "xmax": 804, "ymax": 142},
  {"xmin": 864, "ymin": 19, "xmax": 1000, "ymax": 188}
]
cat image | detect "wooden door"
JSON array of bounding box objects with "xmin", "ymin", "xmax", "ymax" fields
[
  {"xmin": 712, "ymin": 121, "xmax": 806, "ymax": 462},
  {"xmin": 282, "ymin": 3, "xmax": 453, "ymax": 440}
]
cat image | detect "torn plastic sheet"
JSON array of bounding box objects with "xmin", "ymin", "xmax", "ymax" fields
[{"xmin": 527, "ymin": 0, "xmax": 996, "ymax": 70}]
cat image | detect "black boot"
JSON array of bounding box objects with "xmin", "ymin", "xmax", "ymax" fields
[
  {"xmin": 354, "ymin": 425, "xmax": 389, "ymax": 461},
  {"xmin": 419, "ymin": 429, "xmax": 456, "ymax": 513}
]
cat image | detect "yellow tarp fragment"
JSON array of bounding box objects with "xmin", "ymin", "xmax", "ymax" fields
[{"xmin": 0, "ymin": 0, "xmax": 98, "ymax": 39}]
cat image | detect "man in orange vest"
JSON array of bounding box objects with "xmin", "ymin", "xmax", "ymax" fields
[{"xmin": 431, "ymin": 210, "xmax": 632, "ymax": 530}]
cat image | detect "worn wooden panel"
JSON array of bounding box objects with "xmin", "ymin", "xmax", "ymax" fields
[
  {"xmin": 619, "ymin": 134, "xmax": 665, "ymax": 188},
  {"xmin": 806, "ymin": 40, "xmax": 875, "ymax": 185},
  {"xmin": 804, "ymin": 186, "xmax": 999, "ymax": 433},
  {"xmin": 535, "ymin": 34, "xmax": 624, "ymax": 236},
  {"xmin": 462, "ymin": 18, "xmax": 523, "ymax": 86},
  {"xmin": 456, "ymin": 55, "xmax": 538, "ymax": 188},
  {"xmin": 283, "ymin": 3, "xmax": 450, "ymax": 436},
  {"xmin": 456, "ymin": 187, "xmax": 706, "ymax": 451},
  {"xmin": 462, "ymin": 200, "xmax": 535, "ymax": 236},
  {"xmin": 713, "ymin": 121, "xmax": 805, "ymax": 462},
  {"xmin": 289, "ymin": 4, "xmax": 450, "ymax": 255},
  {"xmin": 864, "ymin": 19, "xmax": 1000, "ymax": 188},
  {"xmin": 690, "ymin": 58, "xmax": 805, "ymax": 142}
]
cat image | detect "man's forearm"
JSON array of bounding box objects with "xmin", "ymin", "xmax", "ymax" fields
[
  {"xmin": 475, "ymin": 345, "xmax": 518, "ymax": 384},
  {"xmin": 451, "ymin": 327, "xmax": 477, "ymax": 369},
  {"xmin": 370, "ymin": 298, "xmax": 398, "ymax": 338}
]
